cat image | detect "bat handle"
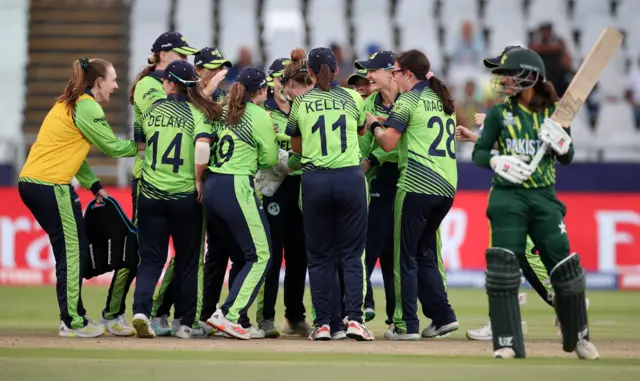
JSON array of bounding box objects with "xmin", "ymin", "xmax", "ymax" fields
[{"xmin": 529, "ymin": 142, "xmax": 548, "ymax": 170}]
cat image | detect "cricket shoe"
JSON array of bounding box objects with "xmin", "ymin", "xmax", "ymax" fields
[
  {"xmin": 248, "ymin": 325, "xmax": 266, "ymax": 339},
  {"xmin": 132, "ymin": 313, "xmax": 156, "ymax": 338},
  {"xmin": 281, "ymin": 318, "xmax": 311, "ymax": 337},
  {"xmin": 308, "ymin": 324, "xmax": 332, "ymax": 341},
  {"xmin": 493, "ymin": 348, "xmax": 516, "ymax": 359},
  {"xmin": 575, "ymin": 339, "xmax": 599, "ymax": 360},
  {"xmin": 383, "ymin": 324, "xmax": 420, "ymax": 341},
  {"xmin": 332, "ymin": 331, "xmax": 347, "ymax": 340},
  {"xmin": 171, "ymin": 318, "xmax": 181, "ymax": 336},
  {"xmin": 422, "ymin": 321, "xmax": 459, "ymax": 338},
  {"xmin": 59, "ymin": 321, "xmax": 105, "ymax": 338},
  {"xmin": 207, "ymin": 309, "xmax": 250, "ymax": 340},
  {"xmin": 466, "ymin": 322, "xmax": 492, "ymax": 341},
  {"xmin": 197, "ymin": 321, "xmax": 215, "ymax": 336},
  {"xmin": 150, "ymin": 315, "xmax": 171, "ymax": 337},
  {"xmin": 101, "ymin": 314, "xmax": 135, "ymax": 337},
  {"xmin": 258, "ymin": 320, "xmax": 280, "ymax": 338},
  {"xmin": 175, "ymin": 325, "xmax": 206, "ymax": 339},
  {"xmin": 364, "ymin": 308, "xmax": 376, "ymax": 322},
  {"xmin": 346, "ymin": 321, "xmax": 374, "ymax": 341}
]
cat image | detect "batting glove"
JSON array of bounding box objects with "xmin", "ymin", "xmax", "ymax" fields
[
  {"xmin": 490, "ymin": 155, "xmax": 534, "ymax": 184},
  {"xmin": 540, "ymin": 118, "xmax": 571, "ymax": 155}
]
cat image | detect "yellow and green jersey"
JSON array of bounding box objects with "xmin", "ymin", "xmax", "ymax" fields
[
  {"xmin": 132, "ymin": 72, "xmax": 166, "ymax": 179},
  {"xmin": 140, "ymin": 93, "xmax": 214, "ymax": 199},
  {"xmin": 285, "ymin": 84, "xmax": 365, "ymax": 171},
  {"xmin": 208, "ymin": 102, "xmax": 279, "ymax": 176},
  {"xmin": 385, "ymin": 81, "xmax": 457, "ymax": 198},
  {"xmin": 472, "ymin": 101, "xmax": 575, "ymax": 188}
]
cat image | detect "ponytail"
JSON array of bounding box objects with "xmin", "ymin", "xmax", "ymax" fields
[
  {"xmin": 429, "ymin": 75, "xmax": 455, "ymax": 115},
  {"xmin": 129, "ymin": 52, "xmax": 161, "ymax": 105},
  {"xmin": 186, "ymin": 85, "xmax": 222, "ymax": 121},
  {"xmin": 226, "ymin": 82, "xmax": 247, "ymax": 125},
  {"xmin": 58, "ymin": 58, "xmax": 111, "ymax": 115},
  {"xmin": 529, "ymin": 80, "xmax": 559, "ymax": 113},
  {"xmin": 282, "ymin": 48, "xmax": 313, "ymax": 87},
  {"xmin": 316, "ymin": 64, "xmax": 334, "ymax": 91}
]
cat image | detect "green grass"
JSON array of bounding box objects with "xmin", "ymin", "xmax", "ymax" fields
[{"xmin": 0, "ymin": 286, "xmax": 639, "ymax": 380}]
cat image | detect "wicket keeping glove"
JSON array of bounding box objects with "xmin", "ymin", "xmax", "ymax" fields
[
  {"xmin": 273, "ymin": 149, "xmax": 292, "ymax": 176},
  {"xmin": 490, "ymin": 155, "xmax": 534, "ymax": 184},
  {"xmin": 255, "ymin": 168, "xmax": 286, "ymax": 197},
  {"xmin": 540, "ymin": 118, "xmax": 571, "ymax": 155}
]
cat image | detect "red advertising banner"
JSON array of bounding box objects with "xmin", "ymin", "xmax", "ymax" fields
[{"xmin": 0, "ymin": 187, "xmax": 639, "ymax": 286}]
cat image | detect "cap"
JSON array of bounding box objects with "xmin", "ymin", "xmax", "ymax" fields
[
  {"xmin": 308, "ymin": 47, "xmax": 338, "ymax": 74},
  {"xmin": 483, "ymin": 45, "xmax": 524, "ymax": 68},
  {"xmin": 237, "ymin": 68, "xmax": 268, "ymax": 91},
  {"xmin": 347, "ymin": 69, "xmax": 369, "ymax": 85},
  {"xmin": 164, "ymin": 60, "xmax": 200, "ymax": 87},
  {"xmin": 194, "ymin": 47, "xmax": 232, "ymax": 69},
  {"xmin": 152, "ymin": 32, "xmax": 200, "ymax": 55},
  {"xmin": 268, "ymin": 58, "xmax": 291, "ymax": 78},
  {"xmin": 355, "ymin": 51, "xmax": 395, "ymax": 70}
]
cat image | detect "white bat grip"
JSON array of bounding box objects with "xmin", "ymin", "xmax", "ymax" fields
[{"xmin": 529, "ymin": 142, "xmax": 548, "ymax": 169}]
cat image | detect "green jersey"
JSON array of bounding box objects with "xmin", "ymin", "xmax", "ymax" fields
[
  {"xmin": 140, "ymin": 94, "xmax": 213, "ymax": 199},
  {"xmin": 472, "ymin": 101, "xmax": 574, "ymax": 188},
  {"xmin": 264, "ymin": 94, "xmax": 303, "ymax": 176},
  {"xmin": 133, "ymin": 72, "xmax": 166, "ymax": 179},
  {"xmin": 361, "ymin": 91, "xmax": 399, "ymax": 184},
  {"xmin": 285, "ymin": 85, "xmax": 365, "ymax": 171},
  {"xmin": 208, "ymin": 102, "xmax": 279, "ymax": 176},
  {"xmin": 384, "ymin": 81, "xmax": 457, "ymax": 198}
]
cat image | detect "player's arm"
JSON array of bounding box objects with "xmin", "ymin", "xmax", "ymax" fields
[
  {"xmin": 355, "ymin": 93, "xmax": 367, "ymax": 136},
  {"xmin": 194, "ymin": 115, "xmax": 215, "ymax": 183},
  {"xmin": 285, "ymin": 97, "xmax": 302, "ymax": 153},
  {"xmin": 373, "ymin": 95, "xmax": 413, "ymax": 152},
  {"xmin": 75, "ymin": 159, "xmax": 103, "ymax": 194},
  {"xmin": 133, "ymin": 79, "xmax": 165, "ymax": 143},
  {"xmin": 472, "ymin": 107, "xmax": 502, "ymax": 169},
  {"xmin": 75, "ymin": 99, "xmax": 138, "ymax": 158},
  {"xmin": 255, "ymin": 110, "xmax": 279, "ymax": 169}
]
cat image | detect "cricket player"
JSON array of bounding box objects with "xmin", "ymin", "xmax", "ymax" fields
[
  {"xmin": 367, "ymin": 50, "xmax": 459, "ymax": 341},
  {"xmin": 347, "ymin": 68, "xmax": 372, "ymax": 99},
  {"xmin": 286, "ymin": 47, "xmax": 374, "ymax": 342},
  {"xmin": 19, "ymin": 58, "xmax": 138, "ymax": 338},
  {"xmin": 256, "ymin": 55, "xmax": 312, "ymax": 338},
  {"xmin": 205, "ymin": 68, "xmax": 278, "ymax": 340},
  {"xmin": 132, "ymin": 60, "xmax": 220, "ymax": 339},
  {"xmin": 471, "ymin": 47, "xmax": 598, "ymax": 359},
  {"xmin": 103, "ymin": 32, "xmax": 200, "ymax": 337}
]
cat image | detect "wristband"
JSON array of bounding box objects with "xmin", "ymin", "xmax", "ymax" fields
[
  {"xmin": 370, "ymin": 121, "xmax": 382, "ymax": 132},
  {"xmin": 367, "ymin": 154, "xmax": 380, "ymax": 167},
  {"xmin": 90, "ymin": 181, "xmax": 103, "ymax": 196}
]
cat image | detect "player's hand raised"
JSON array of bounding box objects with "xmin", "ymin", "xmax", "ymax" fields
[
  {"xmin": 455, "ymin": 125, "xmax": 478, "ymax": 143},
  {"xmin": 474, "ymin": 113, "xmax": 486, "ymax": 126}
]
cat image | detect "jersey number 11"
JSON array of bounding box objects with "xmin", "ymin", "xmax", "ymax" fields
[{"xmin": 311, "ymin": 114, "xmax": 347, "ymax": 156}]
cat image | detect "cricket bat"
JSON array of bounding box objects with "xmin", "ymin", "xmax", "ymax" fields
[{"xmin": 529, "ymin": 27, "xmax": 624, "ymax": 169}]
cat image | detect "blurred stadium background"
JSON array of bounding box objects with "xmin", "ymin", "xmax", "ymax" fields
[{"xmin": 0, "ymin": 0, "xmax": 638, "ymax": 290}]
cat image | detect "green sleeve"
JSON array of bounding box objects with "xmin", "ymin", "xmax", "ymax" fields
[
  {"xmin": 133, "ymin": 78, "xmax": 165, "ymax": 142},
  {"xmin": 288, "ymin": 152, "xmax": 302, "ymax": 171},
  {"xmin": 384, "ymin": 94, "xmax": 414, "ymax": 133},
  {"xmin": 556, "ymin": 127, "xmax": 575, "ymax": 165},
  {"xmin": 355, "ymin": 92, "xmax": 366, "ymax": 130},
  {"xmin": 370, "ymin": 145, "xmax": 398, "ymax": 165},
  {"xmin": 472, "ymin": 106, "xmax": 502, "ymax": 169},
  {"xmin": 254, "ymin": 109, "xmax": 279, "ymax": 169},
  {"xmin": 193, "ymin": 111, "xmax": 215, "ymax": 142},
  {"xmin": 75, "ymin": 99, "xmax": 138, "ymax": 158},
  {"xmin": 75, "ymin": 159, "xmax": 101, "ymax": 193},
  {"xmin": 284, "ymin": 98, "xmax": 301, "ymax": 137}
]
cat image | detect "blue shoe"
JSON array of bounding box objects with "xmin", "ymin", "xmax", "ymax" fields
[{"xmin": 150, "ymin": 315, "xmax": 172, "ymax": 337}]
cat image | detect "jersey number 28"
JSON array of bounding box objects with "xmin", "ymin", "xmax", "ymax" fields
[
  {"xmin": 427, "ymin": 116, "xmax": 456, "ymax": 159},
  {"xmin": 148, "ymin": 132, "xmax": 184, "ymax": 173}
]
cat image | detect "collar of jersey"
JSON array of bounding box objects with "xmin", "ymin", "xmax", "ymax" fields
[
  {"xmin": 167, "ymin": 93, "xmax": 188, "ymax": 101},
  {"xmin": 264, "ymin": 94, "xmax": 289, "ymax": 117},
  {"xmin": 148, "ymin": 70, "xmax": 164, "ymax": 83},
  {"xmin": 83, "ymin": 88, "xmax": 95, "ymax": 99},
  {"xmin": 410, "ymin": 80, "xmax": 430, "ymax": 91},
  {"xmin": 212, "ymin": 87, "xmax": 225, "ymax": 100},
  {"xmin": 312, "ymin": 81, "xmax": 340, "ymax": 90},
  {"xmin": 374, "ymin": 91, "xmax": 400, "ymax": 112}
]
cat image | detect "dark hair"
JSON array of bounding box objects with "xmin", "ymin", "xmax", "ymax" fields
[
  {"xmin": 58, "ymin": 58, "xmax": 112, "ymax": 114},
  {"xmin": 528, "ymin": 80, "xmax": 559, "ymax": 113},
  {"xmin": 226, "ymin": 82, "xmax": 261, "ymax": 125},
  {"xmin": 282, "ymin": 48, "xmax": 313, "ymax": 87},
  {"xmin": 395, "ymin": 50, "xmax": 455, "ymax": 115},
  {"xmin": 129, "ymin": 52, "xmax": 161, "ymax": 105}
]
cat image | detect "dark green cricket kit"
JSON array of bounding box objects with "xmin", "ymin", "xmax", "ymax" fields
[
  {"xmin": 485, "ymin": 248, "xmax": 526, "ymax": 359},
  {"xmin": 550, "ymin": 253, "xmax": 589, "ymax": 353}
]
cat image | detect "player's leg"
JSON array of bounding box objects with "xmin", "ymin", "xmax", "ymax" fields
[
  {"xmin": 132, "ymin": 194, "xmax": 171, "ymax": 338},
  {"xmin": 300, "ymin": 171, "xmax": 336, "ymax": 341},
  {"xmin": 256, "ymin": 188, "xmax": 285, "ymax": 337},
  {"xmin": 521, "ymin": 236, "xmax": 553, "ymax": 306},
  {"xmin": 169, "ymin": 195, "xmax": 205, "ymax": 339},
  {"xmin": 150, "ymin": 258, "xmax": 175, "ymax": 336},
  {"xmin": 485, "ymin": 187, "xmax": 529, "ymax": 358},
  {"xmin": 101, "ymin": 178, "xmax": 139, "ymax": 337},
  {"xmin": 363, "ymin": 192, "xmax": 391, "ymax": 323},
  {"xmin": 281, "ymin": 175, "xmax": 310, "ymax": 336},
  {"xmin": 417, "ymin": 195, "xmax": 458, "ymax": 338},
  {"xmin": 529, "ymin": 188, "xmax": 598, "ymax": 359},
  {"xmin": 198, "ymin": 225, "xmax": 231, "ymax": 334},
  {"xmin": 334, "ymin": 167, "xmax": 371, "ymax": 341},
  {"xmin": 379, "ymin": 235, "xmax": 395, "ymax": 326},
  {"xmin": 19, "ymin": 183, "xmax": 103, "ymax": 337},
  {"xmin": 206, "ymin": 175, "xmax": 271, "ymax": 340}
]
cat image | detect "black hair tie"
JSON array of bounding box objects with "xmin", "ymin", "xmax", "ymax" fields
[{"xmin": 79, "ymin": 58, "xmax": 90, "ymax": 71}]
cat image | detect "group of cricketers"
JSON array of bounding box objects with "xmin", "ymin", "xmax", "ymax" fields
[{"xmin": 18, "ymin": 28, "xmax": 599, "ymax": 359}]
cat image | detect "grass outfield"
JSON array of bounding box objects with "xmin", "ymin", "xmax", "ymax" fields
[{"xmin": 0, "ymin": 286, "xmax": 639, "ymax": 380}]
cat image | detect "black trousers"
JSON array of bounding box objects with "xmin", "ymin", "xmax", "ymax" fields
[
  {"xmin": 133, "ymin": 192, "xmax": 205, "ymax": 327},
  {"xmin": 18, "ymin": 182, "xmax": 88, "ymax": 329},
  {"xmin": 258, "ymin": 175, "xmax": 307, "ymax": 324}
]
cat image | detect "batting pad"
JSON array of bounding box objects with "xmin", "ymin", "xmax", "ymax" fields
[{"xmin": 485, "ymin": 248, "xmax": 526, "ymax": 359}]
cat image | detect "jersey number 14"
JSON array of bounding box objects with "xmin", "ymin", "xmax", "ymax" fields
[{"xmin": 148, "ymin": 132, "xmax": 184, "ymax": 173}]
